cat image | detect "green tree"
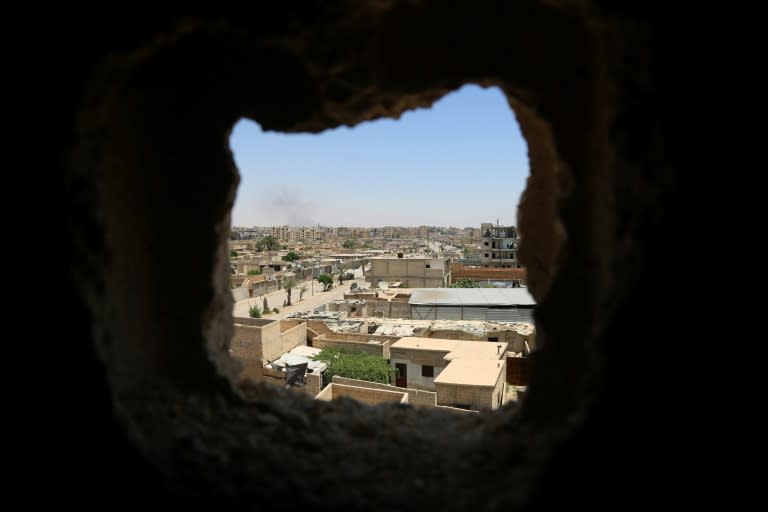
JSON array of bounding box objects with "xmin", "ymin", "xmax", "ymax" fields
[
  {"xmin": 283, "ymin": 277, "xmax": 297, "ymax": 306},
  {"xmin": 248, "ymin": 303, "xmax": 262, "ymax": 318},
  {"xmin": 299, "ymin": 284, "xmax": 308, "ymax": 301},
  {"xmin": 247, "ymin": 269, "xmax": 261, "ymax": 275},
  {"xmin": 256, "ymin": 235, "xmax": 280, "ymax": 252},
  {"xmin": 282, "ymin": 251, "xmax": 301, "ymax": 262},
  {"xmin": 313, "ymin": 348, "xmax": 393, "ymax": 387},
  {"xmin": 318, "ymin": 273, "xmax": 334, "ymax": 291},
  {"xmin": 342, "ymin": 239, "xmax": 358, "ymax": 249},
  {"xmin": 230, "ymin": 250, "xmax": 239, "ymax": 258},
  {"xmin": 450, "ymin": 278, "xmax": 479, "ymax": 288}
]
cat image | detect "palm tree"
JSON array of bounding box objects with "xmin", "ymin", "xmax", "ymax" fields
[{"xmin": 283, "ymin": 277, "xmax": 297, "ymax": 306}]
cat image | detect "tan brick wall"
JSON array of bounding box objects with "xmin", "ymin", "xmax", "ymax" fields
[
  {"xmin": 279, "ymin": 319, "xmax": 304, "ymax": 332},
  {"xmin": 368, "ymin": 300, "xmax": 410, "ymax": 319},
  {"xmin": 332, "ymin": 376, "xmax": 437, "ymax": 407},
  {"xmin": 316, "ymin": 384, "xmax": 408, "ymax": 404},
  {"xmin": 493, "ymin": 330, "xmax": 535, "ymax": 353},
  {"xmin": 313, "ymin": 337, "xmax": 390, "ymax": 358},
  {"xmin": 305, "ymin": 372, "xmax": 322, "ymax": 396},
  {"xmin": 491, "ymin": 367, "xmax": 505, "ymax": 410},
  {"xmin": 435, "ymin": 369, "xmax": 505, "ymax": 410},
  {"xmin": 314, "ymin": 333, "xmax": 398, "ymax": 357},
  {"xmin": 316, "ymin": 332, "xmax": 399, "ymax": 343},
  {"xmin": 262, "ymin": 321, "xmax": 306, "ymax": 362},
  {"xmin": 427, "ymin": 329, "xmax": 485, "ymax": 341},
  {"xmin": 390, "ymin": 301, "xmax": 410, "ymax": 319},
  {"xmin": 231, "ymin": 323, "xmax": 265, "ymax": 362},
  {"xmin": 306, "ymin": 320, "xmax": 334, "ymax": 337}
]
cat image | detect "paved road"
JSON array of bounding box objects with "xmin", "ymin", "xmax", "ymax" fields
[{"xmin": 233, "ymin": 276, "xmax": 368, "ymax": 320}]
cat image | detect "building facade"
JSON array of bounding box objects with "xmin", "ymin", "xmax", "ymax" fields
[
  {"xmin": 369, "ymin": 255, "xmax": 452, "ymax": 288},
  {"xmin": 479, "ymin": 222, "xmax": 520, "ymax": 268}
]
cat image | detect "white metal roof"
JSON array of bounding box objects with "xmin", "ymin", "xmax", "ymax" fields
[{"xmin": 409, "ymin": 288, "xmax": 536, "ymax": 306}]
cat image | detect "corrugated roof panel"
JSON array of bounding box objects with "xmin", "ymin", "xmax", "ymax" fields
[{"xmin": 409, "ymin": 288, "xmax": 535, "ymax": 306}]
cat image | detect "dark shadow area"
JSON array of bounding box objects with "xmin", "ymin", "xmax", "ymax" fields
[{"xmin": 22, "ymin": 2, "xmax": 707, "ymax": 510}]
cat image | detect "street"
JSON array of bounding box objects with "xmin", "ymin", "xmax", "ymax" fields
[{"xmin": 233, "ymin": 275, "xmax": 368, "ymax": 320}]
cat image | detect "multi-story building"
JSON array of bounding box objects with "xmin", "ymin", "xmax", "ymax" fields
[
  {"xmin": 479, "ymin": 222, "xmax": 520, "ymax": 268},
  {"xmin": 270, "ymin": 225, "xmax": 291, "ymax": 241}
]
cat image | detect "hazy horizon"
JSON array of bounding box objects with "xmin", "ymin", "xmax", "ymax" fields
[{"xmin": 229, "ymin": 84, "xmax": 529, "ymax": 228}]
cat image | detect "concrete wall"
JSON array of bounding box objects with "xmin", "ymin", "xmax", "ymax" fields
[
  {"xmin": 231, "ymin": 287, "xmax": 249, "ymax": 302},
  {"xmin": 490, "ymin": 329, "xmax": 534, "ymax": 353},
  {"xmin": 280, "ymin": 319, "xmax": 304, "ymax": 332},
  {"xmin": 306, "ymin": 320, "xmax": 334, "ymax": 339},
  {"xmin": 367, "ymin": 299, "xmax": 413, "ymax": 319},
  {"xmin": 390, "ymin": 358, "xmax": 446, "ymax": 391},
  {"xmin": 332, "ymin": 376, "xmax": 437, "ymax": 407},
  {"xmin": 231, "ymin": 318, "xmax": 270, "ymax": 361},
  {"xmin": 312, "ymin": 336, "xmax": 392, "ymax": 358},
  {"xmin": 435, "ymin": 366, "xmax": 506, "ymax": 412},
  {"xmin": 389, "ymin": 346, "xmax": 450, "ymax": 391},
  {"xmin": 263, "ymin": 321, "xmax": 307, "ymax": 363},
  {"xmin": 252, "ymin": 280, "xmax": 281, "ymax": 297},
  {"xmin": 316, "ymin": 383, "xmax": 408, "ymax": 405},
  {"xmin": 327, "ymin": 300, "xmax": 367, "ymax": 316},
  {"xmin": 370, "ymin": 258, "xmax": 449, "ymax": 289},
  {"xmin": 232, "ymin": 318, "xmax": 307, "ymax": 373},
  {"xmin": 329, "ymin": 377, "xmax": 475, "ymax": 414},
  {"xmin": 427, "ymin": 328, "xmax": 485, "ymax": 341}
]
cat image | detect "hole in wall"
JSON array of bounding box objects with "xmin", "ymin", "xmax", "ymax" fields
[{"xmin": 226, "ymin": 84, "xmax": 534, "ymax": 412}]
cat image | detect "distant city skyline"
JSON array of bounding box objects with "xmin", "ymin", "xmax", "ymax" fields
[{"xmin": 229, "ymin": 84, "xmax": 529, "ymax": 228}]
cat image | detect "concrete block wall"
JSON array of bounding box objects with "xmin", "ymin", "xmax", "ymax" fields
[
  {"xmin": 231, "ymin": 321, "xmax": 266, "ymax": 361},
  {"xmin": 314, "ymin": 333, "xmax": 398, "ymax": 358},
  {"xmin": 306, "ymin": 320, "xmax": 334, "ymax": 338},
  {"xmin": 366, "ymin": 300, "xmax": 411, "ymax": 318},
  {"xmin": 279, "ymin": 319, "xmax": 304, "ymax": 331},
  {"xmin": 254, "ymin": 320, "xmax": 283, "ymax": 362},
  {"xmin": 435, "ymin": 370, "xmax": 506, "ymax": 411},
  {"xmin": 262, "ymin": 321, "xmax": 306, "ymax": 362},
  {"xmin": 316, "ymin": 383, "xmax": 408, "ymax": 404},
  {"xmin": 312, "ymin": 337, "xmax": 390, "ymax": 358},
  {"xmin": 327, "ymin": 300, "xmax": 367, "ymax": 315},
  {"xmin": 435, "ymin": 383, "xmax": 493, "ymax": 411},
  {"xmin": 427, "ymin": 329, "xmax": 485, "ymax": 341},
  {"xmin": 492, "ymin": 330, "xmax": 535, "ymax": 353},
  {"xmin": 491, "ymin": 367, "xmax": 506, "ymax": 410},
  {"xmin": 332, "ymin": 376, "xmax": 438, "ymax": 407}
]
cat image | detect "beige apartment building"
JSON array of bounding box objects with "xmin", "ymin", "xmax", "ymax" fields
[{"xmin": 369, "ymin": 255, "xmax": 451, "ymax": 288}]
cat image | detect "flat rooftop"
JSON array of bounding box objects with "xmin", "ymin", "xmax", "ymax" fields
[
  {"xmin": 391, "ymin": 337, "xmax": 507, "ymax": 359},
  {"xmin": 433, "ymin": 359, "xmax": 505, "ymax": 387},
  {"xmin": 409, "ymin": 288, "xmax": 536, "ymax": 307},
  {"xmin": 391, "ymin": 337, "xmax": 457, "ymax": 352}
]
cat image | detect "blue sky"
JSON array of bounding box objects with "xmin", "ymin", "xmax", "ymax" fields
[{"xmin": 229, "ymin": 84, "xmax": 529, "ymax": 228}]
